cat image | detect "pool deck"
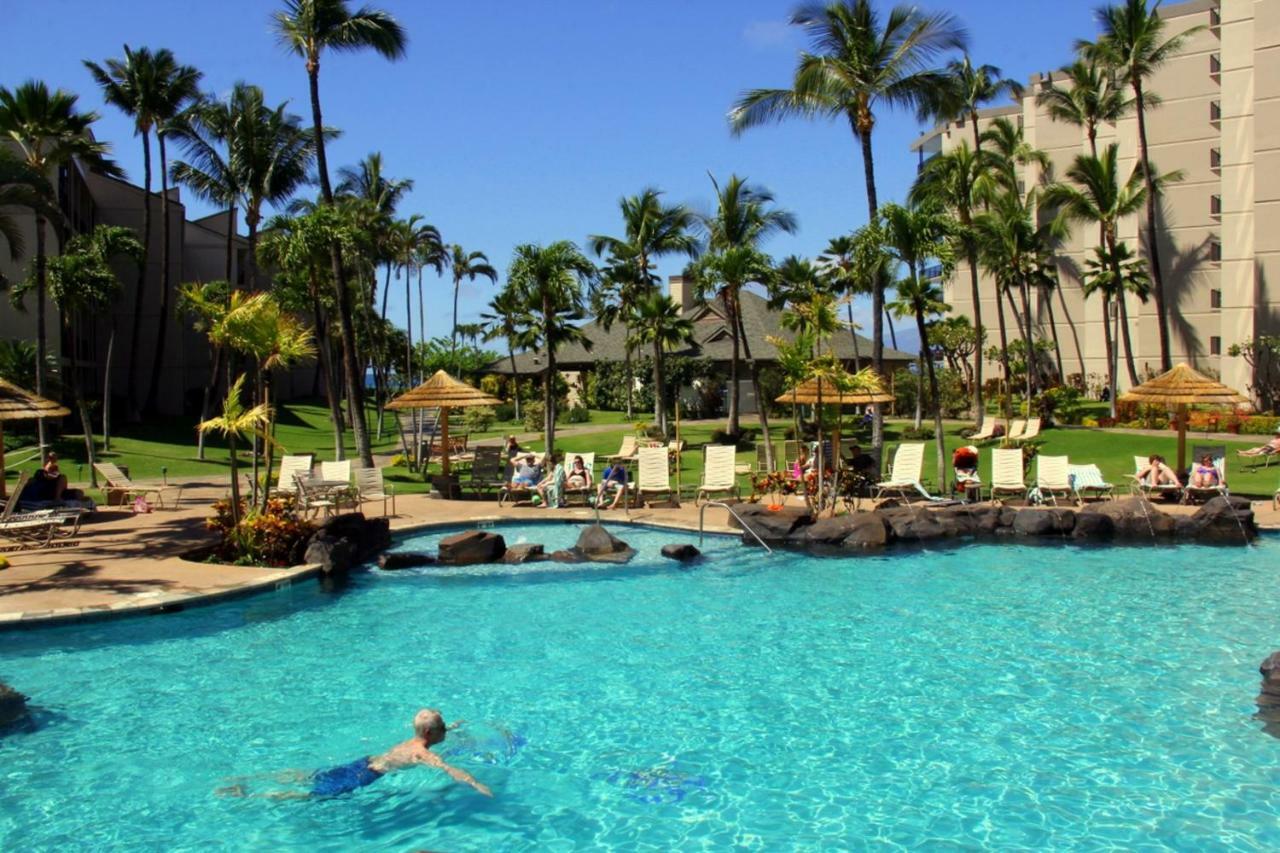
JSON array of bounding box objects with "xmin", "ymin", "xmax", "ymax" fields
[{"xmin": 1, "ymin": 485, "xmax": 1276, "ymax": 629}]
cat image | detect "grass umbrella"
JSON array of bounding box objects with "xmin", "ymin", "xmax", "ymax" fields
[
  {"xmin": 0, "ymin": 378, "xmax": 71, "ymax": 497},
  {"xmin": 1119, "ymin": 362, "xmax": 1249, "ymax": 473},
  {"xmin": 386, "ymin": 370, "xmax": 501, "ymax": 478}
]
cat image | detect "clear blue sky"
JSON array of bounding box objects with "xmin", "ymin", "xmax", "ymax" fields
[{"xmin": 5, "ymin": 0, "xmax": 1102, "ymax": 344}]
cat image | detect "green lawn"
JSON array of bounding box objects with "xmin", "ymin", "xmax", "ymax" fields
[{"xmin": 13, "ymin": 403, "xmax": 1280, "ymax": 501}]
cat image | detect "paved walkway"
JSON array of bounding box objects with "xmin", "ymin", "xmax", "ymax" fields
[{"xmin": 1, "ymin": 483, "xmax": 1276, "ymax": 629}]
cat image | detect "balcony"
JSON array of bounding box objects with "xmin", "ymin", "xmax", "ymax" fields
[{"xmin": 922, "ymin": 263, "xmax": 944, "ymax": 281}]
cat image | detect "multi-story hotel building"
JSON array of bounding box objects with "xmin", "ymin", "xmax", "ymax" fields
[{"xmin": 911, "ymin": 0, "xmax": 1278, "ymax": 404}]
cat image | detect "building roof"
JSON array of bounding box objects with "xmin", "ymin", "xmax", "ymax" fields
[{"xmin": 490, "ymin": 290, "xmax": 917, "ymax": 374}]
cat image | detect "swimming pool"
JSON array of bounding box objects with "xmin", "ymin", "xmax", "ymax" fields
[{"xmin": 2, "ymin": 522, "xmax": 1279, "ymax": 849}]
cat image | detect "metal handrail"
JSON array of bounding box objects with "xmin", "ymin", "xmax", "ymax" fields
[{"xmin": 700, "ymin": 500, "xmax": 773, "ymax": 554}]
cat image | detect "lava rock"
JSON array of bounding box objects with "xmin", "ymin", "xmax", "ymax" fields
[
  {"xmin": 1257, "ymin": 652, "xmax": 1280, "ymax": 738},
  {"xmin": 799, "ymin": 516, "xmax": 859, "ymax": 547},
  {"xmin": 437, "ymin": 530, "xmax": 507, "ymax": 566},
  {"xmin": 1071, "ymin": 509, "xmax": 1115, "ymax": 540},
  {"xmin": 548, "ymin": 548, "xmax": 585, "ymax": 564},
  {"xmin": 574, "ymin": 525, "xmax": 636, "ymax": 564},
  {"xmin": 660, "ymin": 543, "xmax": 701, "ymax": 562},
  {"xmin": 1181, "ymin": 495, "xmax": 1257, "ymax": 544},
  {"xmin": 503, "ymin": 543, "xmax": 547, "ymax": 564},
  {"xmin": 1079, "ymin": 497, "xmax": 1176, "ymax": 539},
  {"xmin": 319, "ymin": 513, "xmax": 390, "ymax": 561},
  {"xmin": 840, "ymin": 512, "xmax": 891, "ymax": 549},
  {"xmin": 377, "ymin": 551, "xmax": 435, "ymax": 570},
  {"xmin": 0, "ymin": 681, "xmax": 28, "ymax": 728},
  {"xmin": 735, "ymin": 504, "xmax": 811, "ymax": 545},
  {"xmin": 304, "ymin": 533, "xmax": 357, "ymax": 574}
]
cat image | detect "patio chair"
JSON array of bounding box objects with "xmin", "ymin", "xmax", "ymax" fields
[
  {"xmin": 1183, "ymin": 444, "xmax": 1228, "ymax": 505},
  {"xmin": 872, "ymin": 443, "xmax": 930, "ymax": 503},
  {"xmin": 273, "ymin": 454, "xmax": 315, "ymax": 498},
  {"xmin": 969, "ymin": 418, "xmax": 1001, "ymax": 443},
  {"xmin": 1005, "ymin": 419, "xmax": 1028, "ymax": 442},
  {"xmin": 606, "ymin": 435, "xmax": 638, "ymax": 463},
  {"xmin": 635, "ymin": 445, "xmax": 676, "ymax": 508},
  {"xmin": 93, "ymin": 461, "xmax": 183, "ymax": 510},
  {"xmin": 293, "ymin": 474, "xmax": 337, "ymax": 519},
  {"xmin": 989, "ymin": 448, "xmax": 1029, "ymax": 504},
  {"xmin": 1238, "ymin": 444, "xmax": 1278, "ymax": 471},
  {"xmin": 1015, "ymin": 417, "xmax": 1042, "ymax": 443},
  {"xmin": 0, "ymin": 472, "xmax": 83, "ymax": 550},
  {"xmin": 782, "ymin": 440, "xmax": 801, "ymax": 469},
  {"xmin": 499, "ymin": 453, "xmax": 549, "ymax": 507},
  {"xmin": 1129, "ymin": 455, "xmax": 1183, "ymax": 501},
  {"xmin": 354, "ymin": 466, "xmax": 397, "ymax": 517},
  {"xmin": 1067, "ymin": 463, "xmax": 1114, "ymax": 504},
  {"xmin": 695, "ymin": 444, "xmax": 741, "ymax": 506},
  {"xmin": 463, "ymin": 446, "xmax": 506, "ymax": 498},
  {"xmin": 754, "ymin": 442, "xmax": 776, "ymax": 473},
  {"xmin": 561, "ymin": 452, "xmax": 596, "ymax": 505},
  {"xmin": 1032, "ymin": 455, "xmax": 1074, "ymax": 506},
  {"xmin": 320, "ymin": 459, "xmax": 357, "ymax": 511}
]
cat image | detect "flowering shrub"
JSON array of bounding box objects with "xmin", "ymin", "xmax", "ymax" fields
[
  {"xmin": 205, "ymin": 497, "xmax": 317, "ymax": 567},
  {"xmin": 750, "ymin": 470, "xmax": 801, "ymax": 503}
]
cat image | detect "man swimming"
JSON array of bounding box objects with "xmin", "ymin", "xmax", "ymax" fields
[{"xmin": 221, "ymin": 709, "xmax": 491, "ymax": 799}]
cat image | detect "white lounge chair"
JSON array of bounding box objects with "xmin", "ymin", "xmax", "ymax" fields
[
  {"xmin": 1005, "ymin": 419, "xmax": 1028, "ymax": 442},
  {"xmin": 355, "ymin": 466, "xmax": 396, "ymax": 517},
  {"xmin": 1015, "ymin": 417, "xmax": 1042, "ymax": 443},
  {"xmin": 872, "ymin": 443, "xmax": 930, "ymax": 502},
  {"xmin": 0, "ymin": 472, "xmax": 83, "ymax": 550},
  {"xmin": 93, "ymin": 461, "xmax": 182, "ymax": 509},
  {"xmin": 1032, "ymin": 455, "xmax": 1073, "ymax": 506},
  {"xmin": 989, "ymin": 448, "xmax": 1028, "ymax": 503},
  {"xmin": 696, "ymin": 444, "xmax": 741, "ymax": 506},
  {"xmin": 274, "ymin": 454, "xmax": 315, "ymax": 498},
  {"xmin": 969, "ymin": 418, "xmax": 1002, "ymax": 443},
  {"xmin": 606, "ymin": 435, "xmax": 638, "ymax": 463},
  {"xmin": 1129, "ymin": 455, "xmax": 1183, "ymax": 501},
  {"xmin": 1067, "ymin": 463, "xmax": 1114, "ymax": 504},
  {"xmin": 562, "ymin": 452, "xmax": 596, "ymax": 505},
  {"xmin": 635, "ymin": 445, "xmax": 676, "ymax": 507},
  {"xmin": 1183, "ymin": 445, "xmax": 1228, "ymax": 505}
]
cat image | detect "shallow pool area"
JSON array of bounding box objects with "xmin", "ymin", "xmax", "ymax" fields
[{"xmin": 3, "ymin": 522, "xmax": 1280, "ymax": 849}]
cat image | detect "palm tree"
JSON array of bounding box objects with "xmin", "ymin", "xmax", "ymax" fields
[
  {"xmin": 920, "ymin": 55, "xmax": 1023, "ymax": 152},
  {"xmin": 480, "ymin": 285, "xmax": 526, "ymax": 421},
  {"xmin": 1088, "ymin": 0, "xmax": 1203, "ymax": 371},
  {"xmin": 1043, "ymin": 143, "xmax": 1159, "ymax": 387},
  {"xmin": 1081, "ymin": 242, "xmax": 1151, "ymax": 416},
  {"xmin": 729, "ymin": 0, "xmax": 967, "ymax": 454},
  {"xmin": 0, "ymin": 150, "xmax": 53, "ymax": 273},
  {"xmin": 816, "ymin": 235, "xmax": 868, "ymax": 371},
  {"xmin": 337, "ymin": 151, "xmax": 413, "ymax": 317},
  {"xmin": 85, "ymin": 46, "xmax": 202, "ymax": 417},
  {"xmin": 507, "ymin": 241, "xmax": 596, "ymax": 453},
  {"xmin": 441, "ymin": 245, "xmax": 497, "ymax": 372},
  {"xmin": 199, "ymin": 374, "xmax": 271, "ymax": 527},
  {"xmin": 911, "ymin": 141, "xmax": 993, "ymax": 425},
  {"xmin": 272, "ymin": 0, "xmax": 408, "ymax": 468},
  {"xmin": 589, "ymin": 188, "xmax": 698, "ymax": 417},
  {"xmin": 881, "ymin": 202, "xmax": 953, "ymax": 486},
  {"xmin": 981, "ymin": 116, "xmax": 1051, "ymax": 198},
  {"xmin": 0, "ymin": 80, "xmax": 120, "ymax": 455},
  {"xmin": 1036, "ymin": 57, "xmax": 1131, "ymax": 160},
  {"xmin": 629, "ymin": 292, "xmax": 694, "ymax": 437}
]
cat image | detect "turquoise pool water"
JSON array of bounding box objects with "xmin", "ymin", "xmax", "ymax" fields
[{"xmin": 2, "ymin": 523, "xmax": 1280, "ymax": 850}]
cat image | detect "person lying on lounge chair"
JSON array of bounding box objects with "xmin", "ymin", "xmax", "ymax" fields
[
  {"xmin": 510, "ymin": 454, "xmax": 542, "ymax": 488},
  {"xmin": 1239, "ymin": 428, "xmax": 1280, "ymax": 457},
  {"xmin": 535, "ymin": 452, "xmax": 565, "ymax": 508},
  {"xmin": 566, "ymin": 455, "xmax": 591, "ymax": 490},
  {"xmin": 1190, "ymin": 454, "xmax": 1222, "ymax": 489},
  {"xmin": 1136, "ymin": 454, "xmax": 1179, "ymax": 487}
]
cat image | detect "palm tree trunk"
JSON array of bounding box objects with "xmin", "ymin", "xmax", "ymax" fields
[
  {"xmin": 917, "ymin": 305, "xmax": 946, "ymax": 491},
  {"xmin": 309, "ymin": 60, "xmax": 373, "ymax": 468},
  {"xmin": 857, "ymin": 125, "xmax": 885, "ymax": 459},
  {"xmin": 33, "ymin": 214, "xmax": 50, "ymax": 457},
  {"xmin": 1043, "ymin": 289, "xmax": 1065, "ymax": 383},
  {"xmin": 726, "ymin": 289, "xmax": 741, "ymax": 437},
  {"xmin": 1133, "ymin": 80, "xmax": 1171, "ymax": 371},
  {"xmin": 251, "ymin": 364, "xmax": 262, "ymax": 505},
  {"xmin": 1117, "ymin": 289, "xmax": 1140, "ymax": 386},
  {"xmin": 885, "ymin": 308, "xmax": 899, "ymax": 351},
  {"xmin": 652, "ymin": 340, "xmax": 665, "ymax": 436},
  {"xmin": 67, "ymin": 319, "xmax": 97, "ymax": 486},
  {"xmin": 914, "ymin": 354, "xmax": 924, "ymax": 430},
  {"xmin": 965, "ymin": 244, "xmax": 985, "ymax": 428},
  {"xmin": 1102, "ymin": 296, "xmax": 1117, "ymax": 418},
  {"xmin": 227, "ymin": 432, "xmax": 241, "ymax": 527},
  {"xmin": 623, "ymin": 342, "xmax": 634, "ymax": 420},
  {"xmin": 103, "ymin": 322, "xmax": 116, "ymax": 452},
  {"xmin": 507, "ymin": 345, "xmax": 521, "ymax": 421},
  {"xmin": 195, "ymin": 347, "xmax": 222, "ymax": 461},
  {"xmin": 405, "ymin": 265, "xmax": 413, "ymax": 395},
  {"xmin": 993, "ymin": 280, "xmax": 1014, "ymax": 422},
  {"xmin": 313, "ymin": 292, "xmax": 345, "ymax": 461},
  {"xmin": 1057, "ymin": 281, "xmax": 1087, "ymax": 384},
  {"xmin": 259, "ymin": 373, "xmax": 276, "ymax": 514},
  {"xmin": 197, "ymin": 211, "xmax": 236, "ymax": 461},
  {"xmin": 126, "ymin": 129, "xmax": 152, "ymax": 421},
  {"xmin": 736, "ymin": 310, "xmax": 773, "ymax": 472},
  {"xmin": 143, "ymin": 134, "xmax": 174, "ymax": 414},
  {"xmin": 846, "ymin": 302, "xmax": 861, "ymax": 372},
  {"xmin": 1020, "ymin": 280, "xmax": 1034, "ymax": 403}
]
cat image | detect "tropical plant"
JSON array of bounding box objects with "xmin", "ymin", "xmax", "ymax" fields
[
  {"xmin": 729, "ymin": 0, "xmax": 967, "ymax": 452},
  {"xmin": 0, "ymin": 149, "xmax": 54, "ymax": 275},
  {"xmin": 1036, "ymin": 57, "xmax": 1130, "ymax": 160},
  {"xmin": 506, "ymin": 241, "xmax": 596, "ymax": 452},
  {"xmin": 84, "ymin": 46, "xmax": 202, "ymax": 416},
  {"xmin": 271, "ymin": 0, "xmax": 408, "ymax": 468},
  {"xmin": 441, "ymin": 245, "xmax": 497, "ymax": 372},
  {"xmin": 1087, "ymin": 0, "xmax": 1203, "ymax": 370},
  {"xmin": 336, "ymin": 151, "xmax": 412, "ymax": 316},
  {"xmin": 919, "ymin": 55, "xmax": 1023, "ymax": 152},
  {"xmin": 628, "ymin": 291, "xmax": 694, "ymax": 436},
  {"xmin": 480, "ymin": 285, "xmax": 526, "ymax": 420},
  {"xmin": 1081, "ymin": 242, "xmax": 1151, "ymax": 415},
  {"xmin": 198, "ymin": 374, "xmax": 271, "ymax": 527},
  {"xmin": 0, "ymin": 80, "xmax": 120, "ymax": 452}
]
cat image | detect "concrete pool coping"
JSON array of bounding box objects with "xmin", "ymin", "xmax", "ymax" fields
[{"xmin": 0, "ymin": 483, "xmax": 1275, "ymax": 630}]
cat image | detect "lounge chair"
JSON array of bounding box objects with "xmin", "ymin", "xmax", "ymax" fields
[
  {"xmin": 463, "ymin": 446, "xmax": 506, "ymax": 498},
  {"xmin": 1005, "ymin": 419, "xmax": 1028, "ymax": 443},
  {"xmin": 561, "ymin": 452, "xmax": 596, "ymax": 505},
  {"xmin": 1274, "ymin": 477, "xmax": 1279, "ymax": 512},
  {"xmin": 0, "ymin": 473, "xmax": 83, "ymax": 550},
  {"xmin": 1031, "ymin": 455, "xmax": 1073, "ymax": 506},
  {"xmin": 1067, "ymin": 463, "xmax": 1114, "ymax": 504},
  {"xmin": 499, "ymin": 453, "xmax": 551, "ymax": 507},
  {"xmin": 989, "ymin": 448, "xmax": 1029, "ymax": 504},
  {"xmin": 754, "ymin": 442, "xmax": 776, "ymax": 473},
  {"xmin": 1014, "ymin": 417, "xmax": 1042, "ymax": 443},
  {"xmin": 93, "ymin": 461, "xmax": 183, "ymax": 510},
  {"xmin": 969, "ymin": 418, "xmax": 1002, "ymax": 443},
  {"xmin": 1183, "ymin": 444, "xmax": 1228, "ymax": 505},
  {"xmin": 1129, "ymin": 455, "xmax": 1183, "ymax": 501},
  {"xmin": 355, "ymin": 466, "xmax": 396, "ymax": 516},
  {"xmin": 696, "ymin": 444, "xmax": 741, "ymax": 506},
  {"xmin": 606, "ymin": 435, "xmax": 638, "ymax": 463},
  {"xmin": 872, "ymin": 443, "xmax": 930, "ymax": 503},
  {"xmin": 272, "ymin": 454, "xmax": 315, "ymax": 499},
  {"xmin": 1238, "ymin": 444, "xmax": 1278, "ymax": 471},
  {"xmin": 319, "ymin": 460, "xmax": 357, "ymax": 511},
  {"xmin": 635, "ymin": 445, "xmax": 676, "ymax": 507}
]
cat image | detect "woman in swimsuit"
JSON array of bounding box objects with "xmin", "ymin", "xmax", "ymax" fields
[
  {"xmin": 1190, "ymin": 454, "xmax": 1221, "ymax": 489},
  {"xmin": 566, "ymin": 455, "xmax": 591, "ymax": 490}
]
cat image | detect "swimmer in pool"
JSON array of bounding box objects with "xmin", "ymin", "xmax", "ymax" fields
[{"xmin": 220, "ymin": 709, "xmax": 491, "ymax": 799}]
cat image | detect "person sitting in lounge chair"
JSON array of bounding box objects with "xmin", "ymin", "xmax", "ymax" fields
[
  {"xmin": 566, "ymin": 455, "xmax": 592, "ymax": 490},
  {"xmin": 510, "ymin": 454, "xmax": 542, "ymax": 488},
  {"xmin": 535, "ymin": 452, "xmax": 565, "ymax": 508},
  {"xmin": 1239, "ymin": 428, "xmax": 1280, "ymax": 457},
  {"xmin": 596, "ymin": 463, "xmax": 628, "ymax": 510},
  {"xmin": 1136, "ymin": 454, "xmax": 1179, "ymax": 487},
  {"xmin": 844, "ymin": 444, "xmax": 877, "ymax": 478},
  {"xmin": 1190, "ymin": 453, "xmax": 1222, "ymax": 489}
]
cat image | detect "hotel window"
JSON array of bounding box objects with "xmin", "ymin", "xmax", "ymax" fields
[
  {"xmin": 1210, "ymin": 289, "xmax": 1222, "ymax": 309},
  {"xmin": 1210, "ymin": 147, "xmax": 1221, "ymax": 169},
  {"xmin": 1210, "ymin": 100, "xmax": 1222, "ymax": 122},
  {"xmin": 1209, "ymin": 53, "xmax": 1221, "ymax": 75},
  {"xmin": 1210, "ymin": 241, "xmax": 1222, "ymax": 262},
  {"xmin": 1210, "ymin": 194, "xmax": 1222, "ymax": 216},
  {"xmin": 1210, "ymin": 336, "xmax": 1222, "ymax": 356},
  {"xmin": 1210, "ymin": 7, "xmax": 1220, "ymax": 27}
]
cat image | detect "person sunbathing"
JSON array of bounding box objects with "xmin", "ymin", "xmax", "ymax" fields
[
  {"xmin": 1190, "ymin": 454, "xmax": 1222, "ymax": 489},
  {"xmin": 566, "ymin": 455, "xmax": 591, "ymax": 490},
  {"xmin": 510, "ymin": 454, "xmax": 542, "ymax": 488},
  {"xmin": 1136, "ymin": 454, "xmax": 1179, "ymax": 487},
  {"xmin": 535, "ymin": 452, "xmax": 564, "ymax": 507},
  {"xmin": 1239, "ymin": 428, "xmax": 1280, "ymax": 457}
]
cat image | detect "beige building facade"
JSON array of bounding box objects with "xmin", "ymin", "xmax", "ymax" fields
[{"xmin": 912, "ymin": 0, "xmax": 1279, "ymax": 406}]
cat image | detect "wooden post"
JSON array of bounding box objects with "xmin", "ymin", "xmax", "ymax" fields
[
  {"xmin": 440, "ymin": 406, "xmax": 451, "ymax": 479},
  {"xmin": 1176, "ymin": 403, "xmax": 1188, "ymax": 476}
]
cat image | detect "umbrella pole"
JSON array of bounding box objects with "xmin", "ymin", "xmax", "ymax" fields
[
  {"xmin": 1176, "ymin": 403, "xmax": 1187, "ymax": 477},
  {"xmin": 440, "ymin": 407, "xmax": 451, "ymax": 480},
  {"xmin": 0, "ymin": 421, "xmax": 6, "ymax": 499}
]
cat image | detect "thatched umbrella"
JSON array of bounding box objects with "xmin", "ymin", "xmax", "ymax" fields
[
  {"xmin": 386, "ymin": 370, "xmax": 502, "ymax": 478},
  {"xmin": 1119, "ymin": 362, "xmax": 1248, "ymax": 473},
  {"xmin": 0, "ymin": 379, "xmax": 70, "ymax": 498}
]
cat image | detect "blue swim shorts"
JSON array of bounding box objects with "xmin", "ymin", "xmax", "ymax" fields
[{"xmin": 310, "ymin": 757, "xmax": 384, "ymax": 796}]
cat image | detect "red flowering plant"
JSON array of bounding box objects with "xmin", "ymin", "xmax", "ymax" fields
[{"xmin": 205, "ymin": 496, "xmax": 316, "ymax": 567}]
